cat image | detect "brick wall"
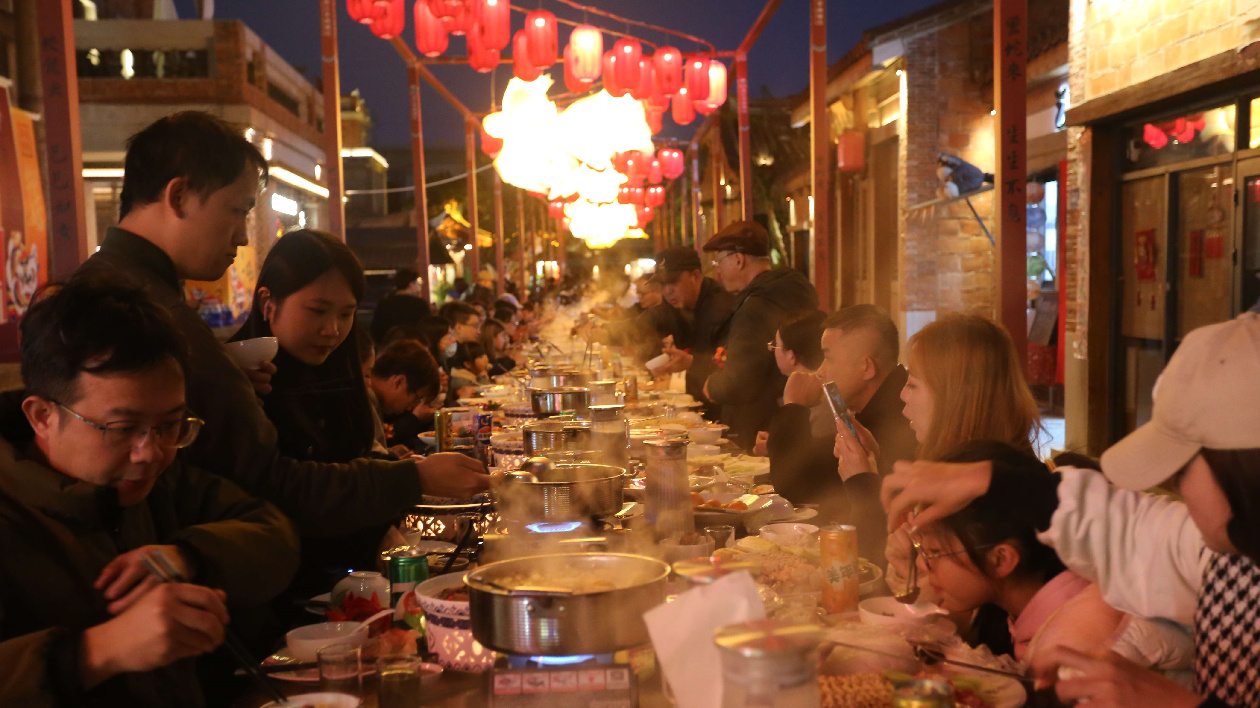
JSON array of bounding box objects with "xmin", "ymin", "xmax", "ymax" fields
[
  {"xmin": 902, "ymin": 20, "xmax": 997, "ymax": 317},
  {"xmin": 1083, "ymin": 0, "xmax": 1260, "ymax": 101}
]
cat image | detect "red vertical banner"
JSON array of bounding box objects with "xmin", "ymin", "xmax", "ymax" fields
[
  {"xmin": 995, "ymin": 0, "xmax": 1028, "ymax": 363},
  {"xmin": 9, "ymin": 106, "xmax": 49, "ymax": 318},
  {"xmin": 407, "ymin": 63, "xmax": 431, "ymax": 301},
  {"xmin": 0, "ymin": 88, "xmax": 20, "ymax": 322},
  {"xmin": 808, "ymin": 0, "xmax": 832, "ymax": 311},
  {"xmin": 736, "ymin": 52, "xmax": 753, "ymax": 222},
  {"xmin": 320, "ymin": 0, "xmax": 346, "ymax": 239},
  {"xmin": 35, "ymin": 0, "xmax": 87, "ymax": 281}
]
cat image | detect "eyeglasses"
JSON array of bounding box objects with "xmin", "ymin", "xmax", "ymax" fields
[
  {"xmin": 766, "ymin": 339, "xmax": 782, "ymax": 352},
  {"xmin": 56, "ymin": 403, "xmax": 204, "ymax": 450},
  {"xmin": 909, "ymin": 535, "xmax": 996, "ymax": 572},
  {"xmin": 709, "ymin": 251, "xmax": 737, "ymax": 268}
]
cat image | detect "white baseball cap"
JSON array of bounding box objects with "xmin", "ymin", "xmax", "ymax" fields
[{"xmin": 1101, "ymin": 313, "xmax": 1260, "ymax": 490}]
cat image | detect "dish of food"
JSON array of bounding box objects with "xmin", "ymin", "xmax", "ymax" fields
[
  {"xmin": 818, "ymin": 671, "xmax": 1015, "ymax": 708},
  {"xmin": 489, "ymin": 570, "xmax": 624, "ymax": 594}
]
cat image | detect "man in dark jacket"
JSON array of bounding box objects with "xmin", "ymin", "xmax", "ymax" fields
[
  {"xmin": 700, "ymin": 222, "xmax": 818, "ymax": 446},
  {"xmin": 73, "ymin": 111, "xmax": 487, "ymax": 540},
  {"xmin": 0, "ymin": 278, "xmax": 298, "ymax": 707},
  {"xmin": 654, "ymin": 247, "xmax": 735, "ymax": 412}
]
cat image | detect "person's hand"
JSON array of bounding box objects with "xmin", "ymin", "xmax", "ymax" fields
[
  {"xmin": 659, "ymin": 342, "xmax": 693, "ymax": 374},
  {"xmin": 881, "ymin": 460, "xmax": 993, "ymax": 532},
  {"xmin": 241, "ymin": 360, "xmax": 276, "ymax": 397},
  {"xmin": 416, "ymin": 452, "xmax": 491, "ymax": 499},
  {"xmin": 438, "ymin": 369, "xmax": 449, "ymax": 396},
  {"xmin": 388, "ymin": 444, "xmax": 414, "ymax": 459},
  {"xmin": 80, "ymin": 583, "xmax": 229, "ymax": 689},
  {"xmin": 752, "ymin": 431, "xmax": 769, "ymax": 457},
  {"xmin": 833, "ymin": 418, "xmax": 877, "ymax": 482},
  {"xmin": 783, "ymin": 372, "xmax": 824, "ymax": 407},
  {"xmin": 95, "ymin": 545, "xmax": 191, "ymax": 615},
  {"xmin": 1045, "ymin": 646, "xmax": 1202, "ymax": 708}
]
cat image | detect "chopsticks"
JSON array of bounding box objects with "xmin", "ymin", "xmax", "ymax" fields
[{"xmin": 141, "ymin": 549, "xmax": 292, "ymax": 706}]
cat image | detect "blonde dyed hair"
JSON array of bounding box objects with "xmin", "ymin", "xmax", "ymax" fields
[{"xmin": 908, "ymin": 314, "xmax": 1041, "ymax": 461}]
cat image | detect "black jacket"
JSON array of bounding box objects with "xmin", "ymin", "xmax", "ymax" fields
[
  {"xmin": 855, "ymin": 366, "xmax": 918, "ymax": 477},
  {"xmin": 74, "ymin": 229, "xmax": 424, "ymax": 538},
  {"xmin": 706, "ymin": 269, "xmax": 818, "ymax": 446},
  {"xmin": 679, "ymin": 278, "xmax": 735, "ymax": 410}
]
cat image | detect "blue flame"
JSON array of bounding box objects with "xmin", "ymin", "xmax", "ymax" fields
[
  {"xmin": 532, "ymin": 655, "xmax": 596, "ymax": 666},
  {"xmin": 524, "ymin": 521, "xmax": 584, "ymax": 534}
]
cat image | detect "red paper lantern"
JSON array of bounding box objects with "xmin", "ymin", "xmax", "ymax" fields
[
  {"xmin": 347, "ymin": 0, "xmax": 381, "ymax": 24},
  {"xmin": 627, "ymin": 186, "xmax": 644, "ymax": 205},
  {"xmin": 646, "ymin": 90, "xmax": 669, "ymax": 113},
  {"xmin": 549, "ymin": 200, "xmax": 566, "ymax": 219},
  {"xmin": 647, "ymin": 158, "xmax": 663, "ymax": 185},
  {"xmin": 370, "ymin": 0, "xmax": 406, "ymax": 39},
  {"xmin": 612, "ymin": 152, "xmax": 631, "ymax": 174},
  {"xmin": 414, "ymin": 0, "xmax": 449, "ymax": 57},
  {"xmin": 653, "ymin": 46, "xmax": 682, "ymax": 94},
  {"xmin": 658, "ymin": 148, "xmax": 684, "ymax": 180},
  {"xmin": 671, "ymin": 86, "xmax": 695, "ymax": 125},
  {"xmin": 623, "ymin": 151, "xmax": 643, "ymax": 179},
  {"xmin": 602, "ymin": 51, "xmax": 628, "ymax": 97},
  {"xmin": 645, "ymin": 107, "xmax": 663, "ymax": 135},
  {"xmin": 472, "ymin": 0, "xmax": 510, "ymax": 51},
  {"xmin": 513, "ymin": 30, "xmax": 541, "ymax": 81},
  {"xmin": 646, "ymin": 185, "xmax": 665, "ymax": 207},
  {"xmin": 481, "ymin": 124, "xmax": 503, "ymax": 158},
  {"xmin": 631, "ymin": 60, "xmax": 657, "ymax": 101},
  {"xmin": 685, "ymin": 55, "xmax": 710, "ymax": 102},
  {"xmin": 567, "ymin": 25, "xmax": 602, "ymax": 82},
  {"xmin": 428, "ymin": 0, "xmax": 463, "ymax": 18},
  {"xmin": 439, "ymin": 2, "xmax": 470, "ymax": 35},
  {"xmin": 699, "ymin": 60, "xmax": 727, "ymax": 112},
  {"xmin": 617, "ymin": 185, "xmax": 633, "ymax": 204},
  {"xmin": 562, "ymin": 46, "xmax": 593, "ymax": 93},
  {"xmin": 524, "ymin": 10, "xmax": 558, "ymax": 67},
  {"xmin": 636, "ymin": 204, "xmax": 654, "ymax": 227},
  {"xmin": 467, "ymin": 26, "xmax": 499, "ymax": 72},
  {"xmin": 612, "ymin": 38, "xmax": 642, "ymax": 89}
]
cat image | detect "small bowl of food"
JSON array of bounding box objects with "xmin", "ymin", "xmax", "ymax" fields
[
  {"xmin": 687, "ymin": 424, "xmax": 729, "ymax": 445},
  {"xmin": 263, "ymin": 692, "xmax": 361, "ymax": 708},
  {"xmin": 285, "ymin": 623, "xmax": 366, "ymax": 663},
  {"xmin": 858, "ymin": 596, "xmax": 947, "ymax": 626},
  {"xmin": 687, "ymin": 443, "xmax": 721, "ymax": 458},
  {"xmin": 759, "ymin": 522, "xmax": 820, "ymax": 547},
  {"xmin": 224, "ymin": 337, "xmax": 278, "ymax": 371}
]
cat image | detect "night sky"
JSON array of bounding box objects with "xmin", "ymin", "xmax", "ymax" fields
[{"xmin": 169, "ymin": 0, "xmax": 942, "ymax": 147}]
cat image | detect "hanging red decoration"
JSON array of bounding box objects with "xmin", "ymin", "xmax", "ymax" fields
[
  {"xmin": 513, "ymin": 30, "xmax": 541, "ymax": 81},
  {"xmin": 685, "ymin": 55, "xmax": 710, "ymax": 102},
  {"xmin": 524, "ymin": 10, "xmax": 558, "ymax": 67},
  {"xmin": 414, "ymin": 0, "xmax": 449, "ymax": 57},
  {"xmin": 617, "ymin": 185, "xmax": 634, "ymax": 204},
  {"xmin": 549, "ymin": 200, "xmax": 566, "ymax": 219},
  {"xmin": 646, "ymin": 185, "xmax": 665, "ymax": 207},
  {"xmin": 439, "ymin": 2, "xmax": 470, "ymax": 35},
  {"xmin": 646, "ymin": 90, "xmax": 669, "ymax": 113},
  {"xmin": 428, "ymin": 0, "xmax": 463, "ymax": 18},
  {"xmin": 611, "ymin": 38, "xmax": 642, "ymax": 89},
  {"xmin": 612, "ymin": 152, "xmax": 631, "ymax": 174},
  {"xmin": 646, "ymin": 158, "xmax": 663, "ymax": 185},
  {"xmin": 347, "ymin": 0, "xmax": 381, "ymax": 24},
  {"xmin": 630, "ymin": 60, "xmax": 657, "ymax": 101},
  {"xmin": 645, "ymin": 107, "xmax": 663, "ymax": 135},
  {"xmin": 636, "ymin": 203, "xmax": 654, "ymax": 228},
  {"xmin": 705, "ymin": 61, "xmax": 727, "ymax": 108},
  {"xmin": 481, "ymin": 125, "xmax": 503, "ymax": 158},
  {"xmin": 563, "ymin": 46, "xmax": 593, "ymax": 93},
  {"xmin": 627, "ymin": 186, "xmax": 644, "ymax": 205},
  {"xmin": 567, "ymin": 25, "xmax": 602, "ymax": 82},
  {"xmin": 658, "ymin": 148, "xmax": 684, "ymax": 179},
  {"xmin": 472, "ymin": 0, "xmax": 510, "ymax": 51},
  {"xmin": 602, "ymin": 51, "xmax": 628, "ymax": 97},
  {"xmin": 653, "ymin": 46, "xmax": 683, "ymax": 94},
  {"xmin": 671, "ymin": 86, "xmax": 695, "ymax": 125},
  {"xmin": 623, "ymin": 150, "xmax": 643, "ymax": 180},
  {"xmin": 467, "ymin": 24, "xmax": 499, "ymax": 72},
  {"xmin": 370, "ymin": 0, "xmax": 406, "ymax": 39}
]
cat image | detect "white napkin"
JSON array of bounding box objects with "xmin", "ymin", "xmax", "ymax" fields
[{"xmin": 644, "ymin": 571, "xmax": 765, "ymax": 708}]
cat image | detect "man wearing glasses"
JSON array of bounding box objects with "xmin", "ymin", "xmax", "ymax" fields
[
  {"xmin": 0, "ymin": 278, "xmax": 298, "ymax": 706},
  {"xmin": 699, "ymin": 221, "xmax": 818, "ymax": 446}
]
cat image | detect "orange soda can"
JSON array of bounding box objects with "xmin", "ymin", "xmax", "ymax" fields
[{"xmin": 820, "ymin": 523, "xmax": 860, "ymax": 613}]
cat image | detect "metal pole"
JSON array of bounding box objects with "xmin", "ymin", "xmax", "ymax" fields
[
  {"xmin": 36, "ymin": 0, "xmax": 87, "ymax": 279},
  {"xmin": 407, "ymin": 64, "xmax": 431, "ymax": 301},
  {"xmin": 736, "ymin": 52, "xmax": 754, "ymax": 222},
  {"xmin": 690, "ymin": 145, "xmax": 702, "ymax": 255},
  {"xmin": 493, "ymin": 171, "xmax": 505, "ymax": 295},
  {"xmin": 711, "ymin": 128, "xmax": 724, "ymax": 233},
  {"xmin": 995, "ymin": 0, "xmax": 1028, "ymax": 363},
  {"xmin": 319, "ymin": 0, "xmax": 345, "ymax": 239},
  {"xmin": 808, "ymin": 0, "xmax": 832, "ymax": 310},
  {"xmin": 464, "ymin": 121, "xmax": 480, "ymax": 280},
  {"xmin": 516, "ymin": 188, "xmax": 528, "ymax": 294}
]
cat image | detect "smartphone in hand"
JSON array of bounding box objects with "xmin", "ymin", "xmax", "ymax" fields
[{"xmin": 822, "ymin": 381, "xmax": 860, "ymax": 438}]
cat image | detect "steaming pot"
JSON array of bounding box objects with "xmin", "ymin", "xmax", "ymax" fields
[
  {"xmin": 491, "ymin": 462, "xmax": 628, "ymax": 521},
  {"xmin": 529, "ymin": 386, "xmax": 590, "ymax": 417}
]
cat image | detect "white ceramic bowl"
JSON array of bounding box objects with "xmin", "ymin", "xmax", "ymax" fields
[
  {"xmin": 223, "ymin": 337, "xmax": 278, "ymax": 370},
  {"xmin": 688, "ymin": 424, "xmax": 728, "ymax": 445},
  {"xmin": 413, "ymin": 574, "xmax": 497, "ymax": 672},
  {"xmin": 285, "ymin": 623, "xmax": 366, "ymax": 663},
  {"xmin": 858, "ymin": 596, "xmax": 946, "ymax": 626},
  {"xmin": 687, "ymin": 443, "xmax": 721, "ymax": 458},
  {"xmin": 262, "ymin": 692, "xmax": 360, "ymax": 708},
  {"xmin": 758, "ymin": 522, "xmax": 820, "ymax": 547}
]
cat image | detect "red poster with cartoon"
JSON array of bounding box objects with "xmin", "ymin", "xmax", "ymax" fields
[
  {"xmin": 8, "ymin": 105, "xmax": 48, "ymax": 317},
  {"xmin": 1134, "ymin": 229, "xmax": 1157, "ymax": 282}
]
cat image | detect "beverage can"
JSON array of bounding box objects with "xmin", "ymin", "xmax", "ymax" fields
[
  {"xmin": 891, "ymin": 678, "xmax": 955, "ymax": 708},
  {"xmin": 381, "ymin": 545, "xmax": 429, "ymax": 612},
  {"xmin": 473, "ymin": 411, "xmax": 494, "ymax": 465},
  {"xmin": 819, "ymin": 524, "xmax": 860, "ymax": 614},
  {"xmin": 434, "ymin": 409, "xmax": 454, "ymax": 452}
]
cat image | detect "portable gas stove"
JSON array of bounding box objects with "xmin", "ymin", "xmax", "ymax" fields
[{"xmin": 488, "ymin": 652, "xmax": 636, "ymax": 708}]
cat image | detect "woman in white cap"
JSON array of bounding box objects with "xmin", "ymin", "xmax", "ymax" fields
[{"xmin": 880, "ymin": 313, "xmax": 1260, "ymax": 708}]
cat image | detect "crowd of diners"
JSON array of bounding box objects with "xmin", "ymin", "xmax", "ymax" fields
[{"xmin": 0, "ymin": 109, "xmax": 1256, "ymax": 708}]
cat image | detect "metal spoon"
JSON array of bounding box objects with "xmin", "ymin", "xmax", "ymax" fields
[{"xmin": 895, "ymin": 540, "xmax": 921, "ymax": 604}]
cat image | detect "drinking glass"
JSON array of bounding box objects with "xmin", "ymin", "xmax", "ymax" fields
[
  {"xmin": 317, "ymin": 642, "xmax": 362, "ymax": 696},
  {"xmin": 377, "ymin": 656, "xmax": 425, "ymax": 708},
  {"xmin": 706, "ymin": 524, "xmax": 736, "ymax": 549}
]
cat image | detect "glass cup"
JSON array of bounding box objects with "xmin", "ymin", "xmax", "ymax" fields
[
  {"xmin": 705, "ymin": 524, "xmax": 735, "ymax": 549},
  {"xmin": 317, "ymin": 642, "xmax": 362, "ymax": 696},
  {"xmin": 377, "ymin": 656, "xmax": 425, "ymax": 708}
]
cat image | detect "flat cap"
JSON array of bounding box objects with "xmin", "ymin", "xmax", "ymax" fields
[{"xmin": 701, "ymin": 220, "xmax": 770, "ymax": 257}]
